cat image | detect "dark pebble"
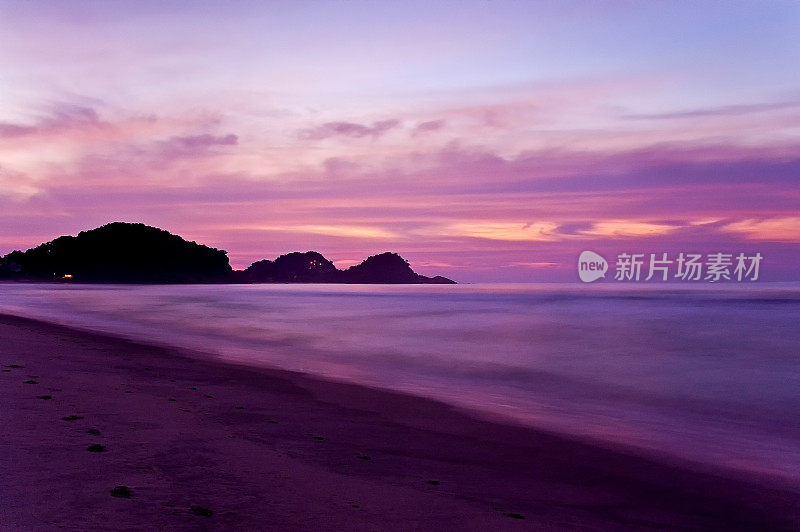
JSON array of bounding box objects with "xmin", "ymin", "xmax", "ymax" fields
[{"xmin": 110, "ymin": 486, "xmax": 132, "ymax": 498}]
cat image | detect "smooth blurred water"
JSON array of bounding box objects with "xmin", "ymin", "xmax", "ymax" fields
[{"xmin": 1, "ymin": 282, "xmax": 799, "ymax": 483}]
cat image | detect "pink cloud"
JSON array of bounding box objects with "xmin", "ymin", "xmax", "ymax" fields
[
  {"xmin": 0, "ymin": 103, "xmax": 108, "ymax": 139},
  {"xmin": 412, "ymin": 119, "xmax": 446, "ymax": 135}
]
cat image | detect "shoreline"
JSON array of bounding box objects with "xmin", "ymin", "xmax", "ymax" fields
[{"xmin": 1, "ymin": 312, "xmax": 798, "ymax": 529}]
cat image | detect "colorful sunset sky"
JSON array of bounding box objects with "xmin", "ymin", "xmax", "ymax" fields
[{"xmin": 1, "ymin": 1, "xmax": 799, "ymax": 281}]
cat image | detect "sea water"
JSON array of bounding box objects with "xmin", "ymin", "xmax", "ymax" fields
[{"xmin": 1, "ymin": 282, "xmax": 798, "ymax": 484}]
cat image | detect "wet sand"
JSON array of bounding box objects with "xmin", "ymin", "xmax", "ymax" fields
[{"xmin": 0, "ymin": 313, "xmax": 798, "ymax": 530}]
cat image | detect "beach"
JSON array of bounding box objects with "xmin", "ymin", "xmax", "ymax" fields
[{"xmin": 1, "ymin": 312, "xmax": 798, "ymax": 530}]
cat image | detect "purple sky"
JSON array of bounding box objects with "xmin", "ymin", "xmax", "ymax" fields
[{"xmin": 1, "ymin": 1, "xmax": 799, "ymax": 281}]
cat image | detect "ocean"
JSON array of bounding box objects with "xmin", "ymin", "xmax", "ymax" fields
[{"xmin": 1, "ymin": 282, "xmax": 798, "ymax": 484}]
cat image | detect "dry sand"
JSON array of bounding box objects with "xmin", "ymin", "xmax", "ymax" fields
[{"xmin": 0, "ymin": 313, "xmax": 798, "ymax": 530}]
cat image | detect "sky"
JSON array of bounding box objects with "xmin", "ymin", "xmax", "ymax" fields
[{"xmin": 1, "ymin": 0, "xmax": 799, "ymax": 281}]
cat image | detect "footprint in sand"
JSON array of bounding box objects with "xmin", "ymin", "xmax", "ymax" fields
[
  {"xmin": 110, "ymin": 486, "xmax": 132, "ymax": 498},
  {"xmin": 190, "ymin": 506, "xmax": 213, "ymax": 517},
  {"xmin": 87, "ymin": 444, "xmax": 108, "ymax": 452}
]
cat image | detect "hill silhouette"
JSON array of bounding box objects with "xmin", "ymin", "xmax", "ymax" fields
[
  {"xmin": 242, "ymin": 251, "xmax": 455, "ymax": 284},
  {"xmin": 340, "ymin": 252, "xmax": 451, "ymax": 284},
  {"xmin": 0, "ymin": 223, "xmax": 231, "ymax": 283},
  {"xmin": 0, "ymin": 223, "xmax": 456, "ymax": 284}
]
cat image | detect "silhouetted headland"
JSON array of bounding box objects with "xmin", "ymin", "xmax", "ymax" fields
[{"xmin": 0, "ymin": 222, "xmax": 456, "ymax": 284}]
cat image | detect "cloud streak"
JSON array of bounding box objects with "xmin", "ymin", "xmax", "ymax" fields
[
  {"xmin": 722, "ymin": 217, "xmax": 800, "ymax": 242},
  {"xmin": 624, "ymin": 100, "xmax": 800, "ymax": 120},
  {"xmin": 298, "ymin": 120, "xmax": 401, "ymax": 140}
]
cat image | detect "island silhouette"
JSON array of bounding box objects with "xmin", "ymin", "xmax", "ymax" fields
[{"xmin": 0, "ymin": 222, "xmax": 455, "ymax": 284}]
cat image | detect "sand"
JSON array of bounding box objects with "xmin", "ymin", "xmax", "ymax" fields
[{"xmin": 0, "ymin": 313, "xmax": 798, "ymax": 530}]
